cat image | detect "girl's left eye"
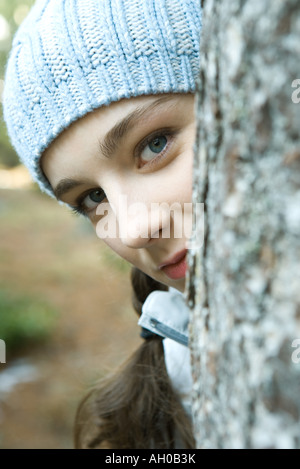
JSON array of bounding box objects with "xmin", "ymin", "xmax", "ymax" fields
[
  {"xmin": 140, "ymin": 136, "xmax": 168, "ymax": 162},
  {"xmin": 137, "ymin": 132, "xmax": 174, "ymax": 167}
]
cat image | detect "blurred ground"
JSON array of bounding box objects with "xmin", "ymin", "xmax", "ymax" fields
[{"xmin": 0, "ymin": 187, "xmax": 141, "ymax": 449}]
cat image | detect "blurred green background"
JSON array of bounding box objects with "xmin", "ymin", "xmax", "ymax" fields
[
  {"xmin": 0, "ymin": 1, "xmax": 139, "ymax": 449},
  {"xmin": 0, "ymin": 0, "xmax": 58, "ymax": 363}
]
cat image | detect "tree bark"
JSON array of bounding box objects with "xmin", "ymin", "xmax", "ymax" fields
[{"xmin": 186, "ymin": 0, "xmax": 300, "ymax": 449}]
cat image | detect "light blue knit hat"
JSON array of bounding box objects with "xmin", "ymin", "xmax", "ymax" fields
[{"xmin": 3, "ymin": 0, "xmax": 201, "ymax": 197}]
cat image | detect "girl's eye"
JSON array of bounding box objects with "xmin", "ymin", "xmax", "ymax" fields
[
  {"xmin": 139, "ymin": 135, "xmax": 168, "ymax": 165},
  {"xmin": 72, "ymin": 188, "xmax": 106, "ymax": 216},
  {"xmin": 83, "ymin": 189, "xmax": 106, "ymax": 209},
  {"xmin": 134, "ymin": 128, "xmax": 179, "ymax": 169}
]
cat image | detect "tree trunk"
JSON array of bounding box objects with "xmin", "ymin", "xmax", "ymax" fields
[{"xmin": 186, "ymin": 0, "xmax": 300, "ymax": 449}]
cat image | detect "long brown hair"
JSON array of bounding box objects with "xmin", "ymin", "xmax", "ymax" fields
[{"xmin": 74, "ymin": 267, "xmax": 195, "ymax": 449}]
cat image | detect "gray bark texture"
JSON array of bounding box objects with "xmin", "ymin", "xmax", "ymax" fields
[{"xmin": 186, "ymin": 0, "xmax": 300, "ymax": 449}]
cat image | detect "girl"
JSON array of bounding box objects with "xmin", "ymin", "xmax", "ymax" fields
[{"xmin": 3, "ymin": 0, "xmax": 201, "ymax": 449}]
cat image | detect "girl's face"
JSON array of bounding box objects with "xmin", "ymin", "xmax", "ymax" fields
[{"xmin": 41, "ymin": 93, "xmax": 196, "ymax": 292}]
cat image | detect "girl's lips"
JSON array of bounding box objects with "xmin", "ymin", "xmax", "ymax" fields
[{"xmin": 159, "ymin": 249, "xmax": 187, "ymax": 280}]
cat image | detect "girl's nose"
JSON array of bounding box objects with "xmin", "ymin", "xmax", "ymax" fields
[{"xmin": 117, "ymin": 199, "xmax": 170, "ymax": 249}]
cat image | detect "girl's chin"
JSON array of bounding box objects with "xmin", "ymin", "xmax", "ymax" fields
[
  {"xmin": 137, "ymin": 267, "xmax": 185, "ymax": 292},
  {"xmin": 159, "ymin": 276, "xmax": 186, "ymax": 293}
]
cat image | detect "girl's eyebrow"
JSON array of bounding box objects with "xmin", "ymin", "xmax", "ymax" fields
[
  {"xmin": 98, "ymin": 95, "xmax": 177, "ymax": 159},
  {"xmin": 53, "ymin": 177, "xmax": 87, "ymax": 200},
  {"xmin": 53, "ymin": 95, "xmax": 177, "ymax": 200}
]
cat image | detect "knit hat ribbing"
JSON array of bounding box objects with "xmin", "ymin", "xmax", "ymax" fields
[{"xmin": 3, "ymin": 0, "xmax": 201, "ymax": 197}]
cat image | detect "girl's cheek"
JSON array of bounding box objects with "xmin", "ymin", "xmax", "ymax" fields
[{"xmin": 92, "ymin": 207, "xmax": 116, "ymax": 239}]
